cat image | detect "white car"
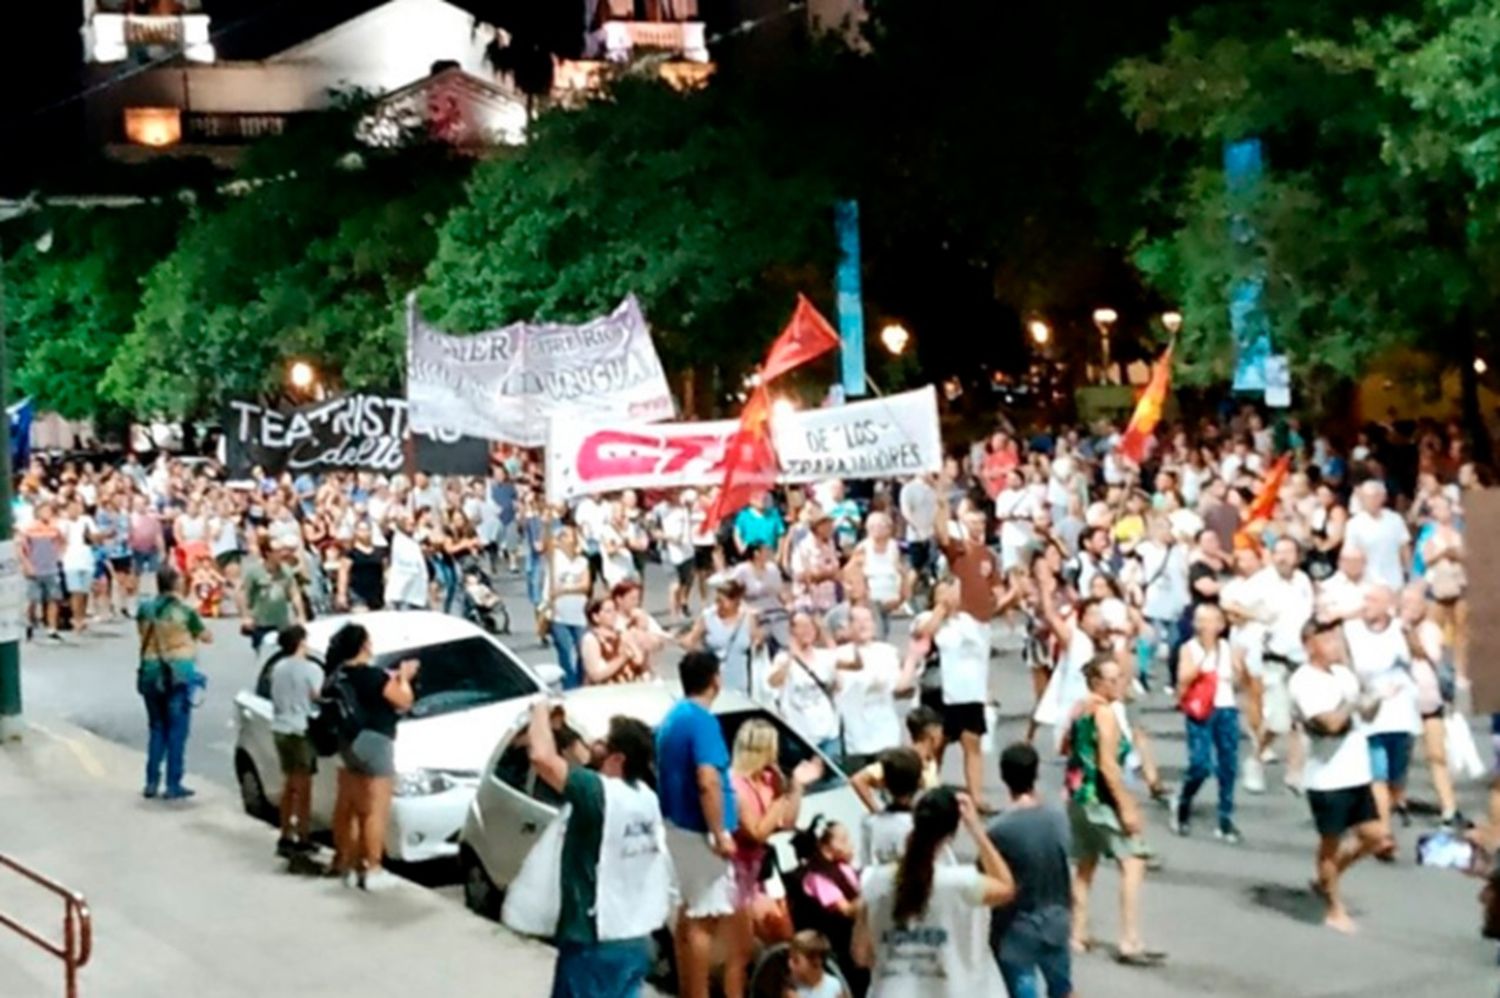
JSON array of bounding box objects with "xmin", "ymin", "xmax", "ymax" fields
[
  {"xmin": 233, "ymin": 611, "xmax": 562, "ymax": 863},
  {"xmin": 458, "ymin": 683, "xmax": 869, "ymax": 918}
]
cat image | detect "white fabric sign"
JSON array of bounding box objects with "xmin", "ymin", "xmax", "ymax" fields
[
  {"xmin": 407, "ymin": 295, "xmax": 676, "ymax": 446},
  {"xmin": 546, "ymin": 386, "xmax": 943, "ymax": 502}
]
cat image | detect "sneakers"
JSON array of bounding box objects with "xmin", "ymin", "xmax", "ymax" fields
[
  {"xmin": 362, "ymin": 869, "xmax": 399, "ymax": 892},
  {"xmin": 1241, "ymin": 757, "xmax": 1266, "ymax": 795},
  {"xmin": 1259, "ymin": 747, "xmax": 1279, "ymax": 765},
  {"xmin": 276, "ymin": 837, "xmax": 299, "ymax": 859},
  {"xmin": 163, "ymin": 787, "xmax": 197, "ymax": 800},
  {"xmin": 142, "ymin": 786, "xmax": 159, "ymax": 800},
  {"xmin": 1216, "ymin": 821, "xmax": 1243, "ymax": 845},
  {"xmin": 342, "ymin": 871, "xmax": 362, "ymax": 890},
  {"xmin": 1168, "ymin": 793, "xmax": 1190, "ymax": 837}
]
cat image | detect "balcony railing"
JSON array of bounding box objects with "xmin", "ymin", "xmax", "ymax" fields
[
  {"xmin": 600, "ymin": 20, "xmax": 709, "ymax": 63},
  {"xmin": 123, "ymin": 15, "xmax": 184, "ymax": 47},
  {"xmin": 184, "ymin": 113, "xmax": 289, "ymax": 143}
]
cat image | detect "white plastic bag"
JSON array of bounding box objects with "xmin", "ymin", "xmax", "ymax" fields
[
  {"xmin": 500, "ymin": 807, "xmax": 568, "ymax": 938},
  {"xmin": 1446, "ymin": 714, "xmax": 1487, "ymax": 782}
]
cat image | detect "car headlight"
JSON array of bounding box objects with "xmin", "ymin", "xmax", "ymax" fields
[{"xmin": 394, "ymin": 768, "xmax": 456, "ymax": 797}]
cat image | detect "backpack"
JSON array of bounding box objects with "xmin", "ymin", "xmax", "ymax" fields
[{"xmin": 308, "ymin": 671, "xmax": 363, "ymax": 757}]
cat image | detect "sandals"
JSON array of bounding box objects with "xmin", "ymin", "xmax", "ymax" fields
[{"xmin": 1115, "ymin": 948, "xmax": 1168, "ymax": 967}]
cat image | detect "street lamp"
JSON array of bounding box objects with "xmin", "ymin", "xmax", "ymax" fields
[
  {"xmin": 1027, "ymin": 319, "xmax": 1051, "ymax": 347},
  {"xmin": 1476, "ymin": 358, "xmax": 1490, "ymax": 375},
  {"xmin": 288, "ymin": 360, "xmax": 317, "ymax": 393},
  {"xmin": 1161, "ymin": 310, "xmax": 1183, "ymax": 336},
  {"xmin": 879, "ymin": 323, "xmax": 911, "ymax": 356},
  {"xmin": 1092, "ymin": 307, "xmax": 1119, "ymax": 384}
]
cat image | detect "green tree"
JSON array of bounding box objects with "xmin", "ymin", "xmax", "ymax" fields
[
  {"xmin": 3, "ymin": 205, "xmax": 182, "ymax": 421},
  {"xmin": 1111, "ymin": 0, "xmax": 1495, "ymax": 435},
  {"xmin": 422, "ymin": 75, "xmax": 841, "ymax": 405},
  {"xmin": 103, "ymin": 115, "xmax": 470, "ymax": 418}
]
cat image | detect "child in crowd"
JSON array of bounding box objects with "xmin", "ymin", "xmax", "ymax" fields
[
  {"xmin": 850, "ymin": 705, "xmax": 944, "ymax": 812},
  {"xmin": 190, "ymin": 551, "xmax": 225, "ymax": 618},
  {"xmin": 860, "ymin": 746, "xmax": 923, "ymax": 867},
  {"xmin": 786, "ymin": 930, "xmax": 849, "ymax": 998}
]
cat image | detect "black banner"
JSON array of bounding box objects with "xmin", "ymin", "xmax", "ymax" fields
[{"xmin": 225, "ymin": 396, "xmax": 491, "ymax": 477}]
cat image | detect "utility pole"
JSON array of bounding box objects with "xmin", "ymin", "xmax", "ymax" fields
[{"xmin": 0, "ymin": 252, "xmax": 21, "ymax": 741}]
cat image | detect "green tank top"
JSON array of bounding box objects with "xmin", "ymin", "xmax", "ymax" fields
[{"xmin": 1067, "ymin": 707, "xmax": 1132, "ymax": 806}]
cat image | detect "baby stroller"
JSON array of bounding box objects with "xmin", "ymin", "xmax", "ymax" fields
[{"xmin": 459, "ymin": 558, "xmax": 511, "ymax": 636}]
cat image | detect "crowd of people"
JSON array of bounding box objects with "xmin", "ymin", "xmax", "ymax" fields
[{"xmin": 51, "ymin": 402, "xmax": 1486, "ymax": 997}]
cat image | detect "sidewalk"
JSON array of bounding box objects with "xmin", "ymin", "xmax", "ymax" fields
[{"xmin": 0, "ymin": 718, "xmax": 597, "ymax": 998}]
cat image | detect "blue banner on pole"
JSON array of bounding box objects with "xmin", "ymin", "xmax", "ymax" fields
[
  {"xmin": 8, "ymin": 398, "xmax": 32, "ymax": 469},
  {"xmin": 1224, "ymin": 138, "xmax": 1271, "ymax": 392},
  {"xmin": 834, "ymin": 199, "xmax": 867, "ymax": 400}
]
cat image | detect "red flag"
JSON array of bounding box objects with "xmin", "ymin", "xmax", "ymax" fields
[
  {"xmin": 1244, "ymin": 453, "xmax": 1292, "ymax": 524},
  {"xmin": 1118, "ymin": 344, "xmax": 1173, "ymax": 463},
  {"xmin": 707, "ymin": 385, "xmax": 779, "ymax": 529},
  {"xmin": 759, "ymin": 295, "xmax": 841, "ymax": 384}
]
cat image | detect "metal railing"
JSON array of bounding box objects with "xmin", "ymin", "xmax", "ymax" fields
[
  {"xmin": 0, "ymin": 853, "xmax": 92, "ymax": 998},
  {"xmin": 123, "ymin": 15, "xmax": 185, "ymax": 47}
]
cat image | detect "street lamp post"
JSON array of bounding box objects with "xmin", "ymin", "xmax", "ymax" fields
[
  {"xmin": 1092, "ymin": 307, "xmax": 1119, "ymax": 383},
  {"xmin": 1028, "ymin": 319, "xmax": 1051, "ymax": 348},
  {"xmin": 1162, "ymin": 310, "xmax": 1183, "ymax": 337},
  {"xmin": 879, "ymin": 323, "xmax": 910, "ymax": 356}
]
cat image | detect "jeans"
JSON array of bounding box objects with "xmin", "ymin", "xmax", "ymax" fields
[
  {"xmin": 551, "ymin": 938, "xmax": 651, "ymax": 998},
  {"xmin": 551, "ymin": 622, "xmax": 586, "ymax": 689},
  {"xmin": 998, "ymin": 948, "xmax": 1073, "ymax": 998},
  {"xmin": 143, "ymin": 685, "xmax": 192, "ymax": 793},
  {"xmin": 1181, "ymin": 706, "xmax": 1239, "ymax": 826},
  {"xmin": 435, "ymin": 560, "xmax": 459, "ymax": 615},
  {"xmin": 1149, "ymin": 616, "xmax": 1186, "ymax": 687},
  {"xmin": 525, "ymin": 552, "xmax": 547, "ymax": 609}
]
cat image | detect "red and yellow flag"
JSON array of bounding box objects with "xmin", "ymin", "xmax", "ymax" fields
[
  {"xmin": 1118, "ymin": 344, "xmax": 1173, "ymax": 463},
  {"xmin": 1244, "ymin": 453, "xmax": 1292, "ymax": 524}
]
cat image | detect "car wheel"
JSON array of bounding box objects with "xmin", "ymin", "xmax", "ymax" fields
[
  {"xmin": 460, "ymin": 846, "xmax": 501, "ymax": 920},
  {"xmin": 235, "ymin": 752, "xmax": 274, "ymax": 823}
]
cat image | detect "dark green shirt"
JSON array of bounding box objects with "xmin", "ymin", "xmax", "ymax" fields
[{"xmin": 555, "ymin": 767, "xmax": 606, "ymax": 945}]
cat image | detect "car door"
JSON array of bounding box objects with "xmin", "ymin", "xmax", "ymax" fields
[
  {"xmin": 234, "ymin": 659, "xmax": 283, "ymax": 807},
  {"xmin": 472, "ymin": 721, "xmax": 563, "ymax": 890}
]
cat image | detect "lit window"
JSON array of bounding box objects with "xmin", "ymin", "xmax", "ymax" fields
[{"xmin": 124, "ymin": 107, "xmax": 182, "ymax": 147}]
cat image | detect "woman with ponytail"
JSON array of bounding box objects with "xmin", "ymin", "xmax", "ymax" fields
[{"xmin": 853, "ymin": 787, "xmax": 1015, "ymax": 996}]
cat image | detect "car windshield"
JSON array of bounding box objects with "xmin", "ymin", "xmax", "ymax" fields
[
  {"xmin": 378, "ymin": 636, "xmax": 538, "ymax": 720},
  {"xmin": 717, "ymin": 709, "xmax": 847, "ymax": 794}
]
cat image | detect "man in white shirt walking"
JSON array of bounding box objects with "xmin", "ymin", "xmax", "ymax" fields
[
  {"xmin": 1241, "ymin": 537, "xmax": 1315, "ymax": 792},
  {"xmin": 1289, "ymin": 619, "xmax": 1385, "ymax": 934},
  {"xmin": 1342, "ymin": 480, "xmax": 1410, "ymax": 590}
]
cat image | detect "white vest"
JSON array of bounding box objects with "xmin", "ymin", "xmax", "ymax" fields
[{"xmin": 594, "ymin": 777, "xmax": 673, "ymax": 942}]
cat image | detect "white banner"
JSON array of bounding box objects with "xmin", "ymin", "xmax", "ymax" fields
[
  {"xmin": 546, "ymin": 386, "xmax": 943, "ymax": 502},
  {"xmin": 407, "ymin": 295, "xmax": 676, "ymax": 446}
]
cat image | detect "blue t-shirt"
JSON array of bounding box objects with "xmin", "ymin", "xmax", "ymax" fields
[
  {"xmin": 655, "ymin": 700, "xmax": 736, "ymax": 834},
  {"xmin": 491, "ymin": 481, "xmax": 518, "ymax": 525},
  {"xmin": 733, "ymin": 507, "xmax": 785, "ymax": 551}
]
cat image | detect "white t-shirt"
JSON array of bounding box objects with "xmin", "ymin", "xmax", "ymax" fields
[
  {"xmin": 660, "ymin": 505, "xmax": 695, "ymax": 565},
  {"xmin": 1249, "ymin": 567, "xmax": 1313, "ymax": 662},
  {"xmin": 1343, "ymin": 618, "xmax": 1421, "ymax": 736},
  {"xmin": 1343, "ymin": 509, "xmax": 1409, "ymax": 589},
  {"xmin": 935, "ymin": 612, "xmax": 989, "ymax": 706},
  {"xmin": 836, "ymin": 641, "xmax": 903, "ymax": 756},
  {"xmin": 1318, "ymin": 571, "xmax": 1371, "ymax": 622},
  {"xmin": 993, "ymin": 487, "xmax": 1035, "ymax": 554},
  {"xmin": 598, "ymin": 522, "xmax": 638, "ymax": 588},
  {"xmin": 1289, "ymin": 664, "xmax": 1372, "ymax": 791},
  {"xmin": 775, "ymin": 647, "xmax": 841, "ymax": 745},
  {"xmin": 861, "ymin": 810, "xmax": 915, "ymax": 868},
  {"xmin": 860, "ymin": 863, "xmax": 1003, "ymax": 998},
  {"xmin": 1137, "ymin": 540, "xmax": 1188, "ymax": 621},
  {"xmin": 548, "ymin": 551, "xmax": 590, "ymax": 627},
  {"xmin": 175, "ymin": 513, "xmax": 208, "ymax": 545},
  {"xmin": 62, "ymin": 516, "xmax": 97, "ymax": 573},
  {"xmin": 1183, "ymin": 637, "xmax": 1236, "ymax": 708},
  {"xmin": 857, "ymin": 538, "xmax": 904, "ymax": 604},
  {"xmin": 899, "ymin": 478, "xmax": 938, "ymax": 542}
]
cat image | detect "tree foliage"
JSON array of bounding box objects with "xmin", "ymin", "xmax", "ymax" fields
[
  {"xmin": 102, "ymin": 116, "xmax": 470, "ymax": 419},
  {"xmin": 422, "ymin": 74, "xmax": 841, "ymax": 386},
  {"xmin": 1111, "ymin": 0, "xmax": 1497, "ymax": 398}
]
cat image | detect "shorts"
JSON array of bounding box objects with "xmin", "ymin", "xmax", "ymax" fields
[
  {"xmin": 693, "ymin": 546, "xmax": 716, "ymax": 573},
  {"xmin": 664, "ymin": 825, "xmax": 737, "ymax": 919},
  {"xmin": 274, "ymin": 732, "xmax": 318, "ymax": 775},
  {"xmin": 133, "ymin": 551, "xmax": 161, "ymax": 575},
  {"xmin": 1367, "ymin": 732, "xmax": 1413, "ymax": 787},
  {"xmin": 673, "ymin": 559, "xmax": 695, "ymax": 588},
  {"xmin": 109, "ymin": 555, "xmax": 134, "ymax": 575},
  {"xmin": 1068, "ymin": 800, "xmax": 1152, "ymax": 863},
  {"xmin": 340, "ymin": 729, "xmax": 396, "ymax": 778},
  {"xmin": 27, "ymin": 575, "xmax": 62, "ymax": 604},
  {"xmin": 943, "ymin": 701, "xmax": 988, "ymax": 742},
  {"xmin": 1307, "ymin": 785, "xmax": 1378, "ymax": 839},
  {"xmin": 64, "ymin": 569, "xmax": 92, "ymax": 594},
  {"xmin": 1259, "ymin": 659, "xmax": 1293, "ymax": 735}
]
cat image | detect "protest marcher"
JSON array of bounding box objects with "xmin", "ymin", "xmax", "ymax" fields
[
  {"xmin": 768, "ymin": 610, "xmax": 844, "ymax": 759},
  {"xmin": 383, "ymin": 512, "xmax": 430, "ymax": 611},
  {"xmin": 917, "ymin": 577, "xmax": 996, "ymax": 812},
  {"xmin": 834, "ymin": 605, "xmax": 918, "ymax": 773},
  {"xmin": 1290, "ymin": 618, "xmax": 1386, "ymax": 933},
  {"xmin": 60, "ymin": 496, "xmax": 99, "ymax": 633},
  {"xmin": 1343, "ymin": 480, "xmax": 1410, "ymax": 590},
  {"xmin": 680, "ymin": 579, "xmax": 759, "ymax": 700},
  {"xmin": 859, "ymin": 747, "xmax": 923, "ymax": 868},
  {"xmin": 730, "ymin": 542, "xmax": 789, "ymax": 653},
  {"xmin": 270, "ymin": 624, "xmax": 323, "ymax": 858},
  {"xmin": 580, "ymin": 596, "xmax": 647, "ymax": 685},
  {"xmin": 1417, "ymin": 493, "xmax": 1467, "ymax": 685},
  {"xmin": 547, "ymin": 526, "xmax": 592, "ymax": 689},
  {"xmin": 733, "ymin": 490, "xmax": 787, "ymax": 563},
  {"xmin": 526, "ymin": 700, "xmax": 671, "ymax": 998},
  {"xmin": 241, "ymin": 537, "xmax": 305, "ymax": 653},
  {"xmin": 791, "ymin": 512, "xmax": 843, "ymax": 615},
  {"xmin": 988, "ymin": 742, "xmax": 1073, "ymax": 998},
  {"xmin": 850, "ymin": 706, "xmax": 945, "ymax": 813},
  {"xmin": 656, "ymin": 650, "xmax": 748, "ymax": 998},
  {"xmin": 19, "ymin": 500, "xmax": 65, "ymax": 642},
  {"xmin": 1066, "ymin": 655, "xmax": 1164, "ymax": 966},
  {"xmin": 1170, "ymin": 603, "xmax": 1249, "ymax": 843},
  {"xmin": 1398, "ymin": 584, "xmax": 1463, "ymax": 829},
  {"xmin": 659, "ymin": 488, "xmax": 699, "ymax": 621},
  {"xmin": 136, "ymin": 566, "xmax": 212, "ymax": 800},
  {"xmin": 853, "ymin": 787, "xmax": 1015, "ymax": 996},
  {"xmin": 851, "ymin": 511, "xmax": 907, "ymax": 638}
]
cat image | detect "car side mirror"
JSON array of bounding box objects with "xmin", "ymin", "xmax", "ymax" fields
[{"xmin": 533, "ymin": 663, "xmax": 565, "ymax": 691}]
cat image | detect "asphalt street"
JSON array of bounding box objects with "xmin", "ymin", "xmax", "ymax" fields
[{"xmin": 15, "ymin": 565, "xmax": 1496, "ymax": 996}]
